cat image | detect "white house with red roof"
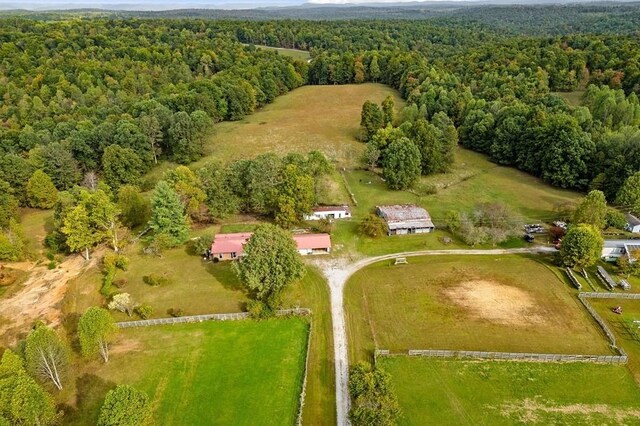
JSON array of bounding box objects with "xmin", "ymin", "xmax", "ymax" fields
[
  {"xmin": 210, "ymin": 232, "xmax": 331, "ymax": 260},
  {"xmin": 304, "ymin": 205, "xmax": 351, "ymax": 221}
]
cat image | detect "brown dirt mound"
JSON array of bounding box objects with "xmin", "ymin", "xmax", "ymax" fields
[{"xmin": 444, "ymin": 280, "xmax": 545, "ymax": 327}]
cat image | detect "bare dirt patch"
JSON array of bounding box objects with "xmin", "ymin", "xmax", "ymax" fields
[
  {"xmin": 444, "ymin": 280, "xmax": 546, "ymax": 327},
  {"xmin": 498, "ymin": 398, "xmax": 640, "ymax": 423},
  {"xmin": 110, "ymin": 337, "xmax": 143, "ymax": 355},
  {"xmin": 0, "ymin": 254, "xmax": 98, "ymax": 346}
]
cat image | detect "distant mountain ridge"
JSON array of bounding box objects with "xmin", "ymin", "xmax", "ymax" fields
[{"xmin": 2, "ymin": 0, "xmax": 640, "ymax": 11}]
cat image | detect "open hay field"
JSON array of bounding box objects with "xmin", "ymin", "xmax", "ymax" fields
[
  {"xmin": 195, "ymin": 84, "xmax": 404, "ymax": 168},
  {"xmin": 63, "ymin": 319, "xmax": 309, "ymax": 425},
  {"xmin": 345, "ymin": 255, "xmax": 611, "ymax": 362},
  {"xmin": 381, "ymin": 357, "xmax": 640, "ymax": 425},
  {"xmin": 252, "ymin": 44, "xmax": 311, "ymax": 61}
]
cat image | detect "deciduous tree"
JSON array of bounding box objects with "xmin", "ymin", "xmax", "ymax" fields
[
  {"xmin": 616, "ymin": 172, "xmax": 640, "ymax": 216},
  {"xmin": 234, "ymin": 224, "xmax": 305, "ymax": 309},
  {"xmin": 78, "ymin": 307, "xmax": 118, "ymax": 362},
  {"xmin": 382, "ymin": 138, "xmax": 421, "ymax": 190},
  {"xmin": 573, "ymin": 190, "xmax": 607, "ymax": 229},
  {"xmin": 26, "ymin": 170, "xmax": 58, "ymax": 209},
  {"xmin": 117, "ymin": 185, "xmax": 151, "ymax": 229},
  {"xmin": 348, "ymin": 362, "xmax": 400, "ymax": 426},
  {"xmin": 25, "ymin": 323, "xmax": 69, "ymax": 391},
  {"xmin": 0, "ymin": 350, "xmax": 59, "ymax": 426},
  {"xmin": 560, "ymin": 224, "xmax": 604, "ymax": 268},
  {"xmin": 102, "ymin": 145, "xmax": 143, "ymax": 191},
  {"xmin": 98, "ymin": 385, "xmax": 152, "ymax": 426}
]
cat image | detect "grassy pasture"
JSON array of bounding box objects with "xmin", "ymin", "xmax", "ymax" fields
[
  {"xmin": 194, "ymin": 84, "xmax": 404, "ymax": 168},
  {"xmin": 252, "ymin": 44, "xmax": 311, "ymax": 61},
  {"xmin": 381, "ymin": 357, "xmax": 640, "ymax": 425},
  {"xmin": 61, "ymin": 235, "xmax": 336, "ymax": 424},
  {"xmin": 63, "ymin": 319, "xmax": 309, "ymax": 425},
  {"xmin": 345, "ymin": 255, "xmax": 611, "ymax": 362},
  {"xmin": 590, "ymin": 299, "xmax": 640, "ymax": 384},
  {"xmin": 346, "ymin": 148, "xmax": 581, "ymax": 224},
  {"xmin": 19, "ymin": 207, "xmax": 53, "ymax": 258}
]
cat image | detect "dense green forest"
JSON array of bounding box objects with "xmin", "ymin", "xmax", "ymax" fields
[{"xmin": 2, "ymin": 7, "xmax": 640, "ymax": 260}]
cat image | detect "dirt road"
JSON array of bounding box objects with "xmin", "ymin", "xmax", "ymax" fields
[{"xmin": 313, "ymin": 246, "xmax": 555, "ymax": 426}]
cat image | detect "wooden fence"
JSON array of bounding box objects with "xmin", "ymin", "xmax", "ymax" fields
[
  {"xmin": 579, "ymin": 292, "xmax": 640, "ymax": 300},
  {"xmin": 116, "ymin": 308, "xmax": 312, "ymax": 328},
  {"xmin": 376, "ymin": 349, "xmax": 627, "ymax": 364}
]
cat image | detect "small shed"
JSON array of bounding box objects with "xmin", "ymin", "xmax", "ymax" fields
[
  {"xmin": 376, "ymin": 204, "xmax": 435, "ymax": 236},
  {"xmin": 304, "ymin": 205, "xmax": 351, "ymax": 221}
]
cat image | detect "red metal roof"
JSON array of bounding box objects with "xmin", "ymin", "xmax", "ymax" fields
[
  {"xmin": 211, "ymin": 232, "xmax": 331, "ymax": 255},
  {"xmin": 293, "ymin": 233, "xmax": 332, "ymax": 250}
]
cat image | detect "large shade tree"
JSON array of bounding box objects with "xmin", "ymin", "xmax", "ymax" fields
[{"xmin": 234, "ymin": 224, "xmax": 305, "ymax": 309}]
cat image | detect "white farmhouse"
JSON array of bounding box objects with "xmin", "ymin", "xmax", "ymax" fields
[
  {"xmin": 626, "ymin": 213, "xmax": 640, "ymax": 234},
  {"xmin": 304, "ymin": 205, "xmax": 351, "ymax": 221}
]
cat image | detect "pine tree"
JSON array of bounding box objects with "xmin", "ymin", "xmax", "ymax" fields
[{"xmin": 148, "ymin": 181, "xmax": 189, "ymax": 248}]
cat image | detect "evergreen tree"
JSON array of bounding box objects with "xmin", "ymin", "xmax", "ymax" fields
[
  {"xmin": 381, "ymin": 95, "xmax": 395, "ymax": 127},
  {"xmin": 148, "ymin": 181, "xmax": 189, "ymax": 248},
  {"xmin": 360, "ymin": 101, "xmax": 384, "ymax": 142}
]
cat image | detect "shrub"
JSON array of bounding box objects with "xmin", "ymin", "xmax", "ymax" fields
[
  {"xmin": 142, "ymin": 273, "xmax": 171, "ymax": 287},
  {"xmin": 135, "ymin": 304, "xmax": 153, "ymax": 320},
  {"xmin": 188, "ymin": 234, "xmax": 213, "ymax": 256},
  {"xmin": 102, "ymin": 254, "xmax": 130, "ymax": 295},
  {"xmin": 47, "ymin": 261, "xmax": 57, "ymax": 270},
  {"xmin": 312, "ymin": 218, "xmax": 333, "ymax": 234},
  {"xmin": 168, "ymin": 308, "xmax": 184, "ymax": 317},
  {"xmin": 360, "ymin": 214, "xmax": 388, "ymax": 238},
  {"xmin": 246, "ymin": 300, "xmax": 274, "ymax": 319},
  {"xmin": 606, "ymin": 209, "xmax": 628, "ymax": 230},
  {"xmin": 113, "ymin": 278, "xmax": 128, "ymax": 289}
]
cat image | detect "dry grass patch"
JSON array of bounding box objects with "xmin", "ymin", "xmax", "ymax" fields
[{"xmin": 345, "ymin": 255, "xmax": 612, "ymax": 362}]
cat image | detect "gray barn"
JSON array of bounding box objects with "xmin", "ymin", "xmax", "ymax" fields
[{"xmin": 376, "ymin": 204, "xmax": 435, "ymax": 235}]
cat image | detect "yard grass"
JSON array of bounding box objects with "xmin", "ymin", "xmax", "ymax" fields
[
  {"xmin": 381, "ymin": 357, "xmax": 640, "ymax": 425},
  {"xmin": 590, "ymin": 299, "xmax": 640, "ymax": 384},
  {"xmin": 345, "ymin": 254, "xmax": 611, "ymax": 363},
  {"xmin": 63, "ymin": 319, "xmax": 309, "ymax": 425},
  {"xmin": 61, "ymin": 236, "xmax": 336, "ymax": 424},
  {"xmin": 192, "ymin": 84, "xmax": 404, "ymax": 169}
]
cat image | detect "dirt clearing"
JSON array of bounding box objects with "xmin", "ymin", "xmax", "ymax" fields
[
  {"xmin": 0, "ymin": 254, "xmax": 97, "ymax": 346},
  {"xmin": 444, "ymin": 280, "xmax": 546, "ymax": 327}
]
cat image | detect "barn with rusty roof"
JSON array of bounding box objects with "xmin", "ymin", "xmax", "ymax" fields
[{"xmin": 376, "ymin": 204, "xmax": 435, "ymax": 236}]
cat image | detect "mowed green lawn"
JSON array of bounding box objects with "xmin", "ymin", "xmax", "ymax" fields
[
  {"xmin": 193, "ymin": 84, "xmax": 404, "ymax": 168},
  {"xmin": 64, "ymin": 319, "xmax": 309, "ymax": 425},
  {"xmin": 62, "ymin": 236, "xmax": 336, "ymax": 425},
  {"xmin": 381, "ymin": 357, "xmax": 640, "ymax": 425},
  {"xmin": 345, "ymin": 255, "xmax": 611, "ymax": 362}
]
